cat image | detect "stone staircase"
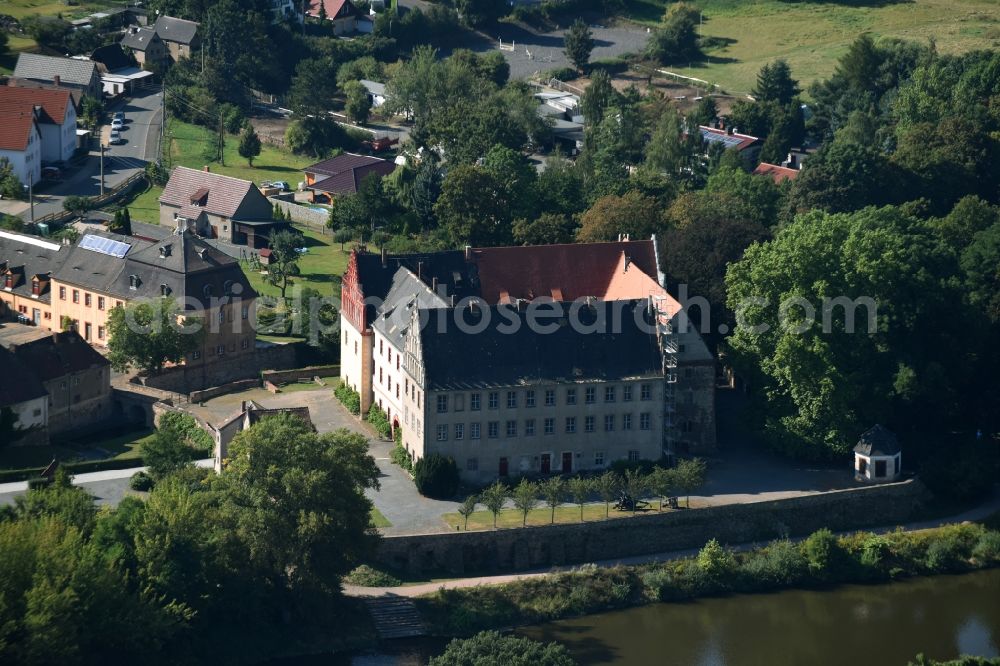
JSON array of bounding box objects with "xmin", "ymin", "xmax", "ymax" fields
[{"xmin": 364, "ymin": 594, "xmax": 427, "ymax": 639}]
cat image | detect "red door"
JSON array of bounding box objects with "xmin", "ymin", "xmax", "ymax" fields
[
  {"xmin": 499, "ymin": 457, "xmax": 509, "ymax": 477},
  {"xmin": 562, "ymin": 451, "xmax": 573, "ymax": 473},
  {"xmin": 540, "ymin": 454, "xmax": 551, "ymax": 474}
]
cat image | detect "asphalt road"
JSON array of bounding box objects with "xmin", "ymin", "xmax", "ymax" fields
[{"xmin": 21, "ymin": 85, "xmax": 163, "ymax": 221}]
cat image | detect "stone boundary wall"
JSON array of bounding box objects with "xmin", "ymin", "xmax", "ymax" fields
[
  {"xmin": 268, "ymin": 196, "xmax": 329, "ymax": 230},
  {"xmin": 189, "ymin": 378, "xmax": 260, "ymax": 403},
  {"xmin": 374, "ymin": 479, "xmax": 928, "ymax": 576},
  {"xmin": 261, "ymin": 364, "xmax": 340, "ymax": 385},
  {"xmin": 139, "ymin": 345, "xmax": 297, "ymax": 393}
]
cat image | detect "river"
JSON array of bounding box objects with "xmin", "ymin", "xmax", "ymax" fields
[{"xmin": 325, "ymin": 569, "xmax": 1000, "ymax": 665}]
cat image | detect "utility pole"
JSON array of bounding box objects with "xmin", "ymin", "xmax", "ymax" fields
[
  {"xmin": 159, "ymin": 84, "xmax": 165, "ymax": 165},
  {"xmin": 25, "ymin": 182, "xmax": 34, "ymax": 224},
  {"xmin": 218, "ymin": 113, "xmax": 225, "ymax": 166},
  {"xmin": 99, "ymin": 143, "xmax": 105, "ymax": 197}
]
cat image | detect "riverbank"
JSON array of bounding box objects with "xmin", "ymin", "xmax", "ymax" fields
[{"xmin": 413, "ymin": 519, "xmax": 1000, "ymax": 637}]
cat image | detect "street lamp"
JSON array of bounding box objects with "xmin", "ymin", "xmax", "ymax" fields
[{"xmin": 23, "ymin": 182, "xmax": 33, "ymax": 224}]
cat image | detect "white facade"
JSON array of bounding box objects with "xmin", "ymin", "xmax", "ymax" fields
[
  {"xmin": 0, "ymin": 123, "xmax": 42, "ymax": 186},
  {"xmin": 854, "ymin": 451, "xmax": 902, "ymax": 483},
  {"xmin": 9, "ymin": 394, "xmax": 48, "ymax": 433},
  {"xmin": 37, "ymin": 102, "xmax": 77, "ymax": 163},
  {"xmin": 268, "ymin": 0, "xmax": 304, "ymax": 22}
]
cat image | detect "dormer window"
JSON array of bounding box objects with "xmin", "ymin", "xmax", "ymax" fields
[
  {"xmin": 160, "ymin": 284, "xmax": 171, "ymax": 297},
  {"xmin": 4, "ymin": 273, "xmax": 12, "ymax": 289},
  {"xmin": 223, "ymin": 280, "xmax": 233, "ymax": 295},
  {"xmin": 129, "ymin": 274, "xmax": 140, "ymax": 290},
  {"xmin": 159, "ymin": 244, "xmax": 172, "ymax": 258},
  {"xmin": 189, "ymin": 187, "xmax": 209, "ymax": 206},
  {"xmin": 203, "ymin": 284, "xmax": 212, "ymax": 298}
]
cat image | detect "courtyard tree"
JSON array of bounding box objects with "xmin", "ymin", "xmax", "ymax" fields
[
  {"xmin": 511, "ymin": 478, "xmax": 539, "ymax": 527},
  {"xmin": 564, "ymin": 19, "xmax": 594, "ymax": 72},
  {"xmin": 62, "ymin": 195, "xmax": 94, "ymax": 217},
  {"xmin": 333, "ymin": 226, "xmax": 354, "ymax": 251},
  {"xmin": 108, "ymin": 207, "xmax": 133, "ymax": 236},
  {"xmin": 0, "ymin": 157, "xmax": 23, "ymax": 200},
  {"xmin": 568, "ymin": 476, "xmax": 593, "ymax": 522},
  {"xmin": 649, "ymin": 467, "xmax": 677, "ymax": 510},
  {"xmin": 458, "ymin": 495, "xmax": 478, "ymax": 530},
  {"xmin": 596, "ymin": 470, "xmax": 621, "ymax": 518},
  {"xmin": 343, "ymin": 80, "xmax": 372, "ymax": 125},
  {"xmin": 106, "ymin": 298, "xmax": 201, "ymax": 375},
  {"xmin": 623, "ymin": 469, "xmax": 647, "ymax": 514},
  {"xmin": 673, "ymin": 458, "xmax": 707, "ymax": 508},
  {"xmin": 238, "ymin": 123, "xmax": 262, "ymax": 167},
  {"xmin": 265, "ymin": 229, "xmax": 304, "ymax": 299},
  {"xmin": 413, "ymin": 453, "xmax": 460, "ymax": 499},
  {"xmin": 479, "ymin": 481, "xmax": 508, "ymax": 529},
  {"xmin": 541, "ymin": 476, "xmax": 567, "ymax": 524}
]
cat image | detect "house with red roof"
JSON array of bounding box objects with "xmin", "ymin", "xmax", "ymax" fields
[
  {"xmin": 303, "ymin": 153, "xmax": 396, "ymax": 204},
  {"xmin": 698, "ymin": 125, "xmax": 761, "ymax": 164},
  {"xmin": 752, "ymin": 162, "xmax": 799, "ymax": 184},
  {"xmin": 341, "ymin": 240, "xmax": 717, "ymax": 481},
  {"xmin": 0, "ymin": 86, "xmax": 77, "ymax": 164},
  {"xmin": 306, "ymin": 0, "xmax": 362, "ymax": 34},
  {"xmin": 0, "ymin": 108, "xmax": 42, "ymax": 186}
]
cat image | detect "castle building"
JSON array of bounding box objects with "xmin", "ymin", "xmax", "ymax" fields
[{"xmin": 340, "ymin": 239, "xmax": 717, "ymax": 482}]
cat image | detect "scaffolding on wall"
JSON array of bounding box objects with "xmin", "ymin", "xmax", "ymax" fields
[{"xmin": 652, "ymin": 294, "xmax": 679, "ymax": 459}]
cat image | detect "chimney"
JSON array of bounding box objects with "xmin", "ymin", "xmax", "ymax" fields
[
  {"xmin": 727, "ymin": 126, "xmax": 735, "ymax": 136},
  {"xmin": 417, "ymin": 261, "xmax": 423, "ymax": 281},
  {"xmin": 52, "ymin": 332, "xmax": 60, "ymax": 344},
  {"xmin": 431, "ymin": 276, "xmax": 438, "ymax": 292},
  {"xmin": 52, "ymin": 75, "xmax": 60, "ymax": 87},
  {"xmin": 196, "ymin": 248, "xmax": 207, "ymax": 259},
  {"xmin": 516, "ymin": 298, "xmax": 527, "ymax": 313},
  {"xmin": 469, "ymin": 299, "xmax": 479, "ymax": 314},
  {"xmin": 203, "ymin": 165, "xmax": 210, "ymax": 172},
  {"xmin": 464, "ymin": 244, "xmax": 472, "ymax": 261},
  {"xmin": 381, "ymin": 246, "xmax": 387, "ymax": 267}
]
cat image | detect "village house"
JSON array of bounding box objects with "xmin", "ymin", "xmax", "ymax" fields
[
  {"xmin": 11, "ymin": 53, "xmax": 103, "ymax": 102},
  {"xmin": 303, "ymin": 153, "xmax": 396, "ymax": 204},
  {"xmin": 0, "ymin": 325, "xmax": 112, "ymax": 437},
  {"xmin": 153, "ymin": 15, "xmax": 201, "ymax": 61},
  {"xmin": 267, "ymin": 0, "xmax": 305, "ymax": 23},
  {"xmin": 306, "ymin": 0, "xmax": 362, "ymax": 35},
  {"xmin": 360, "ymin": 80, "xmax": 387, "ymax": 108},
  {"xmin": 0, "ymin": 342, "xmax": 48, "ymax": 444},
  {"xmin": 159, "ymin": 166, "xmax": 286, "ymax": 247},
  {"xmin": 120, "ymin": 27, "xmax": 170, "ymax": 69},
  {"xmin": 752, "ymin": 162, "xmax": 799, "ymax": 184},
  {"xmin": 0, "ymin": 230, "xmax": 68, "ymax": 328},
  {"xmin": 341, "ymin": 240, "xmax": 717, "ymax": 482},
  {"xmin": 212, "ymin": 400, "xmax": 315, "ymax": 471},
  {"xmin": 699, "ymin": 125, "xmax": 761, "ymax": 164},
  {"xmin": 0, "ymin": 110, "xmax": 42, "ymax": 186},
  {"xmin": 50, "ymin": 229, "xmax": 257, "ymax": 368},
  {"xmin": 0, "ymin": 86, "xmax": 78, "ymax": 164}
]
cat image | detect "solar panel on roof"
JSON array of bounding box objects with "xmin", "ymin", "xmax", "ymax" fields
[{"xmin": 79, "ymin": 234, "xmax": 131, "ymax": 258}]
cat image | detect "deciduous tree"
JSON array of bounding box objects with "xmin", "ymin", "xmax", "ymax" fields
[
  {"xmin": 564, "ymin": 19, "xmax": 594, "ymax": 71},
  {"xmin": 106, "ymin": 298, "xmax": 201, "ymax": 375}
]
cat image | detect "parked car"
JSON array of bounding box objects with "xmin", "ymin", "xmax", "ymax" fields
[
  {"xmin": 111, "ymin": 118, "xmax": 124, "ymax": 130},
  {"xmin": 271, "ymin": 181, "xmax": 290, "ymax": 191},
  {"xmin": 41, "ymin": 166, "xmax": 62, "ymax": 181},
  {"xmin": 113, "ymin": 111, "xmax": 125, "ymax": 122},
  {"xmin": 109, "ymin": 130, "xmax": 123, "ymax": 145}
]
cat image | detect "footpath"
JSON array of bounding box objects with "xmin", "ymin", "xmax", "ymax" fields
[
  {"xmin": 343, "ymin": 488, "xmax": 1000, "ymax": 598},
  {"xmin": 0, "ymin": 458, "xmax": 214, "ymax": 495}
]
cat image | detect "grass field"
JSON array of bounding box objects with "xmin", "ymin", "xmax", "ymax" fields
[
  {"xmin": 370, "ymin": 507, "xmax": 392, "ymax": 528},
  {"xmin": 241, "ymin": 222, "xmax": 347, "ymax": 300},
  {"xmin": 0, "ymin": 429, "xmax": 154, "ymax": 471},
  {"xmin": 627, "ymin": 0, "xmax": 1000, "ymax": 93},
  {"xmin": 441, "ymin": 502, "xmax": 683, "ymax": 530}
]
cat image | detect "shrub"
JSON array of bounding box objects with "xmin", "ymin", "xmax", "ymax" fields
[
  {"xmin": 413, "ymin": 453, "xmax": 460, "ymax": 499},
  {"xmin": 343, "ymin": 564, "xmax": 402, "ymax": 587},
  {"xmin": 802, "ymin": 527, "xmax": 850, "ymax": 581},
  {"xmin": 26, "ymin": 477, "xmax": 51, "ymax": 491},
  {"xmin": 429, "ymin": 630, "xmax": 576, "ymax": 666},
  {"xmin": 366, "ymin": 404, "xmax": 392, "ymax": 440},
  {"xmin": 334, "ymin": 383, "xmax": 361, "ymax": 415},
  {"xmin": 739, "ymin": 539, "xmax": 808, "ymax": 589},
  {"xmin": 697, "ymin": 539, "xmax": 737, "ymax": 583},
  {"xmin": 129, "ymin": 471, "xmax": 154, "ymax": 491},
  {"xmin": 973, "ymin": 530, "xmax": 1000, "ymax": 564},
  {"xmin": 390, "ymin": 441, "xmax": 413, "ymax": 472}
]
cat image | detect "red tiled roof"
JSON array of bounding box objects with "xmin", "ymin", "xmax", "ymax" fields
[
  {"xmin": 305, "ymin": 154, "xmax": 395, "ymax": 195},
  {"xmin": 472, "ymin": 240, "xmax": 659, "ymax": 304},
  {"xmin": 159, "ymin": 166, "xmax": 259, "ymax": 219},
  {"xmin": 0, "ymin": 86, "xmax": 72, "ymax": 125},
  {"xmin": 752, "ymin": 162, "xmax": 799, "ymax": 183},
  {"xmin": 306, "ymin": 0, "xmax": 359, "ymax": 19},
  {"xmin": 0, "ymin": 110, "xmax": 39, "ymax": 151}
]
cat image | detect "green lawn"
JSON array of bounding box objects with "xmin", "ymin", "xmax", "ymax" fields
[
  {"xmin": 627, "ymin": 0, "xmax": 1000, "ymax": 94},
  {"xmin": 242, "ymin": 222, "xmax": 348, "ymax": 300},
  {"xmin": 0, "ymin": 429, "xmax": 154, "ymax": 471},
  {"xmin": 442, "ymin": 502, "xmax": 681, "ymax": 530},
  {"xmin": 370, "ymin": 507, "xmax": 392, "ymax": 528}
]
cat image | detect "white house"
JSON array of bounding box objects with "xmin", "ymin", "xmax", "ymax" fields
[
  {"xmin": 360, "ymin": 79, "xmax": 387, "ymax": 107},
  {"xmin": 0, "ymin": 86, "xmax": 77, "ymax": 164},
  {"xmin": 0, "ymin": 110, "xmax": 42, "ymax": 186},
  {"xmin": 854, "ymin": 424, "xmax": 902, "ymax": 483}
]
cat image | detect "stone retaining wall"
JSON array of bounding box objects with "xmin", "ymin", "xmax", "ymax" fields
[
  {"xmin": 374, "ymin": 479, "xmax": 928, "ymax": 576},
  {"xmin": 268, "ymin": 196, "xmax": 329, "ymax": 230},
  {"xmin": 261, "ymin": 364, "xmax": 340, "ymax": 385}
]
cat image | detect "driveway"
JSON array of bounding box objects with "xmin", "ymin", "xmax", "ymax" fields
[{"xmin": 20, "ymin": 86, "xmax": 163, "ymax": 221}]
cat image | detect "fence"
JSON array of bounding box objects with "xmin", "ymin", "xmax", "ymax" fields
[
  {"xmin": 269, "ymin": 196, "xmax": 329, "ymax": 231},
  {"xmin": 32, "ymin": 172, "xmax": 148, "ymax": 228}
]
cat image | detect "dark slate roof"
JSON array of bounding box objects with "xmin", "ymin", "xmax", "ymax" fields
[
  {"xmin": 0, "ymin": 345, "xmax": 47, "ymax": 407},
  {"xmin": 372, "ymin": 268, "xmax": 449, "ymax": 350},
  {"xmin": 418, "ymin": 299, "xmax": 663, "ymax": 390},
  {"xmin": 153, "ymin": 15, "xmax": 200, "ymax": 45},
  {"xmin": 355, "ymin": 250, "xmax": 473, "ymax": 304},
  {"xmin": 53, "ymin": 231, "xmax": 150, "ymax": 295},
  {"xmin": 304, "ymin": 153, "xmax": 396, "ymax": 195},
  {"xmin": 0, "ymin": 230, "xmax": 69, "ymax": 305},
  {"xmin": 13, "ymin": 53, "xmax": 97, "ymax": 88},
  {"xmin": 854, "ymin": 424, "xmax": 901, "ymax": 457},
  {"xmin": 90, "ymin": 43, "xmax": 134, "ymax": 72},
  {"xmin": 7, "ymin": 330, "xmax": 109, "ymax": 383},
  {"xmin": 113, "ymin": 231, "xmax": 256, "ymax": 309},
  {"xmin": 245, "ymin": 401, "xmax": 316, "ymax": 431},
  {"xmin": 130, "ymin": 221, "xmax": 173, "ymax": 243},
  {"xmin": 121, "ymin": 26, "xmax": 159, "ymax": 51}
]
